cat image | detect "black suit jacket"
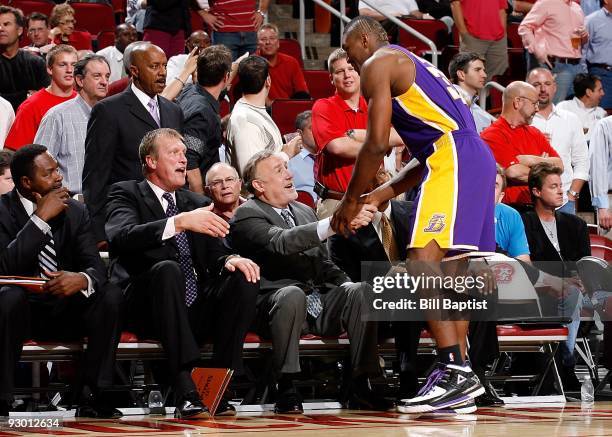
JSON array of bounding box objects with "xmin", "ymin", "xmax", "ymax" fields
[
  {"xmin": 0, "ymin": 189, "xmax": 107, "ymax": 289},
  {"xmin": 329, "ymin": 200, "xmax": 413, "ymax": 282},
  {"xmin": 521, "ymin": 210, "xmax": 591, "ymax": 276},
  {"xmin": 105, "ymin": 180, "xmax": 229, "ymax": 293},
  {"xmin": 230, "ymin": 198, "xmax": 350, "ymax": 293},
  {"xmin": 83, "ymin": 86, "xmax": 184, "ymax": 242}
]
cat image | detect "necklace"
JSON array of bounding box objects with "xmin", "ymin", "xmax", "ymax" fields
[{"xmin": 541, "ymin": 218, "xmax": 556, "ymax": 239}]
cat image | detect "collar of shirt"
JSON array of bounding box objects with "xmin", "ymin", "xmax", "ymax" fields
[
  {"xmin": 573, "ymin": 96, "xmax": 600, "ymax": 115},
  {"xmin": 372, "ymin": 202, "xmax": 393, "ymax": 230},
  {"xmin": 195, "ymin": 85, "xmax": 220, "ymax": 113},
  {"xmin": 17, "ymin": 190, "xmax": 35, "ymax": 216},
  {"xmin": 332, "ymin": 92, "xmax": 367, "ymax": 113},
  {"xmin": 146, "ymin": 179, "xmax": 175, "ymax": 212},
  {"xmin": 454, "ymin": 84, "xmax": 477, "ymax": 106},
  {"xmin": 533, "ymin": 104, "xmax": 561, "ymax": 122},
  {"xmin": 131, "ymin": 83, "xmax": 158, "ymax": 111},
  {"xmin": 272, "ymin": 205, "xmax": 294, "ymax": 221},
  {"xmin": 297, "ymin": 149, "xmax": 315, "ymax": 160},
  {"xmin": 74, "ymin": 93, "xmax": 92, "ymax": 115}
]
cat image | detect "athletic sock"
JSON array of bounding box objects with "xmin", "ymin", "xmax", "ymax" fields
[{"xmin": 437, "ymin": 344, "xmax": 464, "ymax": 366}]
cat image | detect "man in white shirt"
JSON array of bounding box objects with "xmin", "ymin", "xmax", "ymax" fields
[
  {"xmin": 0, "ymin": 96, "xmax": 14, "ymax": 148},
  {"xmin": 96, "ymin": 23, "xmax": 137, "ymax": 82},
  {"xmin": 589, "ymin": 115, "xmax": 612, "ymax": 231},
  {"xmin": 448, "ymin": 51, "xmax": 496, "ymax": 133},
  {"xmin": 527, "ymin": 67, "xmax": 589, "ymax": 214},
  {"xmin": 557, "ymin": 73, "xmax": 607, "ymax": 142},
  {"xmin": 166, "ymin": 30, "xmax": 210, "ymax": 86},
  {"xmin": 226, "ymin": 55, "xmax": 301, "ymax": 176}
]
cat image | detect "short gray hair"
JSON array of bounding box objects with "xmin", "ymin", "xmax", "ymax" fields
[
  {"xmin": 123, "ymin": 41, "xmax": 150, "ymax": 76},
  {"xmin": 139, "ymin": 128, "xmax": 184, "ymax": 175},
  {"xmin": 294, "ymin": 110, "xmax": 311, "ymax": 130},
  {"xmin": 243, "ymin": 149, "xmax": 279, "ymax": 194}
]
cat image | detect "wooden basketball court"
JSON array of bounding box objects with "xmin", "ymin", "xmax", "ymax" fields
[{"xmin": 3, "ymin": 403, "xmax": 612, "ymax": 436}]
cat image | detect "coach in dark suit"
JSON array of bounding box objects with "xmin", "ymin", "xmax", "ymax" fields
[
  {"xmin": 0, "ymin": 145, "xmax": 123, "ymax": 418},
  {"xmin": 230, "ymin": 150, "xmax": 388, "ymax": 414},
  {"xmin": 83, "ymin": 43, "xmax": 184, "ymax": 244},
  {"xmin": 105, "ymin": 128, "xmax": 259, "ymax": 419}
]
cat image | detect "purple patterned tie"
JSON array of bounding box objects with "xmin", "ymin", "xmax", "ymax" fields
[
  {"xmin": 163, "ymin": 192, "xmax": 198, "ymax": 307},
  {"xmin": 148, "ymin": 98, "xmax": 161, "ymax": 127}
]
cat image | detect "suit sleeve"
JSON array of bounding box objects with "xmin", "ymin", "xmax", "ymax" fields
[
  {"xmin": 105, "ymin": 183, "xmax": 169, "ymax": 254},
  {"xmin": 71, "ymin": 204, "xmax": 108, "ymax": 288},
  {"xmin": 0, "ymin": 211, "xmax": 50, "ymax": 276},
  {"xmin": 83, "ymin": 101, "xmax": 118, "ymax": 242}
]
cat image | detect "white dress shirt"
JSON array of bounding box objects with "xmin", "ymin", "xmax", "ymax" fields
[
  {"xmin": 272, "ymin": 205, "xmax": 335, "ymax": 241},
  {"xmin": 531, "ymin": 105, "xmax": 589, "ymax": 205},
  {"xmin": 556, "ymin": 97, "xmax": 608, "ymax": 142},
  {"xmin": 131, "ymin": 83, "xmax": 159, "ymax": 121},
  {"xmin": 589, "ymin": 115, "xmax": 612, "ymax": 209},
  {"xmin": 17, "ymin": 191, "xmax": 94, "ymax": 297},
  {"xmin": 146, "ymin": 180, "xmax": 179, "ymax": 240}
]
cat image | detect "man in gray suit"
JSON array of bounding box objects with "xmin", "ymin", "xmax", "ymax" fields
[{"xmin": 230, "ymin": 150, "xmax": 390, "ymax": 414}]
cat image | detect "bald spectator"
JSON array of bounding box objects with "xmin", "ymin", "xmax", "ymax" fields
[
  {"xmin": 481, "ymin": 81, "xmax": 563, "ymax": 211},
  {"xmin": 97, "ymin": 24, "xmax": 138, "ymax": 83},
  {"xmin": 527, "ymin": 68, "xmax": 589, "ymax": 215},
  {"xmin": 557, "ymin": 73, "xmax": 607, "ymax": 142},
  {"xmin": 450, "ymin": 0, "xmax": 508, "ymax": 81},
  {"xmin": 167, "ymin": 30, "xmax": 211, "ymax": 86},
  {"xmin": 257, "ymin": 23, "xmax": 309, "ymax": 102},
  {"xmin": 518, "ymin": 0, "xmax": 588, "ymax": 102},
  {"xmin": 5, "ymin": 45, "xmax": 78, "ymax": 150},
  {"xmin": 0, "ymin": 6, "xmax": 50, "ymax": 111},
  {"xmin": 205, "ymin": 162, "xmax": 244, "ymax": 221},
  {"xmin": 83, "ymin": 43, "xmax": 184, "ymax": 244}
]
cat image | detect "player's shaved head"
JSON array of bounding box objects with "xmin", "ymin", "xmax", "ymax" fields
[{"xmin": 343, "ymin": 15, "xmax": 388, "ymax": 43}]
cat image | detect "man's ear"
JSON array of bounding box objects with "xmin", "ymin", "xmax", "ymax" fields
[
  {"xmin": 21, "ymin": 176, "xmax": 32, "ymax": 192},
  {"xmin": 457, "ymin": 70, "xmax": 466, "ymax": 83},
  {"xmin": 251, "ymin": 179, "xmax": 264, "ymax": 193},
  {"xmin": 145, "ymin": 155, "xmax": 157, "ymax": 171}
]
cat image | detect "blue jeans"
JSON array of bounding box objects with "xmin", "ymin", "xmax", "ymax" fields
[
  {"xmin": 589, "ymin": 67, "xmax": 612, "ymax": 109},
  {"xmin": 557, "ymin": 200, "xmax": 576, "ymax": 215},
  {"xmin": 552, "ymin": 62, "xmax": 587, "ymax": 103},
  {"xmin": 558, "ymin": 285, "xmax": 583, "ymax": 367},
  {"xmin": 212, "ymin": 31, "xmax": 257, "ymax": 60}
]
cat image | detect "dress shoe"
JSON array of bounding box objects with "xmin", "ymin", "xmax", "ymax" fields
[
  {"xmin": 274, "ymin": 391, "xmax": 303, "ymax": 414},
  {"xmin": 345, "ymin": 384, "xmax": 395, "ymax": 411},
  {"xmin": 560, "ymin": 366, "xmax": 581, "ymax": 392},
  {"xmin": 174, "ymin": 391, "xmax": 210, "ymax": 420},
  {"xmin": 214, "ymin": 398, "xmax": 236, "ymax": 416},
  {"xmin": 76, "ymin": 403, "xmax": 123, "ymax": 419}
]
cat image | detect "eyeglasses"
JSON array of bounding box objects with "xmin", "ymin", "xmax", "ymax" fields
[
  {"xmin": 208, "ymin": 176, "xmax": 239, "ymax": 188},
  {"xmin": 517, "ymin": 95, "xmax": 539, "ymax": 108},
  {"xmin": 59, "ymin": 19, "xmax": 76, "ymax": 26}
]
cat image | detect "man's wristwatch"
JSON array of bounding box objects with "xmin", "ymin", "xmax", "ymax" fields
[
  {"xmin": 568, "ymin": 189, "xmax": 580, "ymax": 199},
  {"xmin": 346, "ymin": 129, "xmax": 355, "ymax": 139},
  {"xmin": 256, "ymin": 9, "xmax": 266, "ymax": 17}
]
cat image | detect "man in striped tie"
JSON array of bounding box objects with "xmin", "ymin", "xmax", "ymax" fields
[
  {"xmin": 105, "ymin": 128, "xmax": 260, "ymax": 419},
  {"xmin": 0, "ymin": 144, "xmax": 123, "ymax": 418}
]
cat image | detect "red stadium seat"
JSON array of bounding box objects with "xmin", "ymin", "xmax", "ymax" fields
[
  {"xmin": 96, "ymin": 30, "xmax": 114, "ymax": 50},
  {"xmin": 107, "ymin": 77, "xmax": 128, "ymax": 97},
  {"xmin": 10, "ymin": 0, "xmax": 55, "ymax": 18},
  {"xmin": 69, "ymin": 1, "xmax": 115, "ymax": 36},
  {"xmin": 398, "ymin": 18, "xmax": 449, "ymax": 57},
  {"xmin": 110, "ymin": 0, "xmax": 126, "ymax": 20},
  {"xmin": 304, "ymin": 70, "xmax": 335, "ymax": 100},
  {"xmin": 279, "ymin": 38, "xmax": 303, "ymax": 68},
  {"xmin": 190, "ymin": 9, "xmax": 204, "ymax": 32},
  {"xmin": 271, "ymin": 99, "xmax": 314, "ymax": 136}
]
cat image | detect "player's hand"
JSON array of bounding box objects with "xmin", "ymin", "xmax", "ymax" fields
[
  {"xmin": 43, "ymin": 271, "xmax": 88, "ymax": 297},
  {"xmin": 33, "ymin": 188, "xmax": 70, "ymax": 222},
  {"xmin": 331, "ymin": 197, "xmax": 363, "ymax": 237},
  {"xmin": 225, "ymin": 256, "xmax": 260, "ymax": 283},
  {"xmin": 349, "ymin": 203, "xmax": 378, "ymax": 230},
  {"xmin": 175, "ymin": 204, "xmax": 230, "ymax": 237}
]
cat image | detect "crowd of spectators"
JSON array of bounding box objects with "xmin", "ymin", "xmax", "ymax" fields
[{"xmin": 2, "ymin": 0, "xmax": 612, "ymax": 419}]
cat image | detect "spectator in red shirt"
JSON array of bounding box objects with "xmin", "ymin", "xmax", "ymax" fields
[
  {"xmin": 311, "ymin": 48, "xmax": 403, "ymax": 218},
  {"xmin": 257, "ymin": 23, "xmax": 309, "ymax": 103},
  {"xmin": 480, "ymin": 81, "xmax": 563, "ymax": 210},
  {"xmin": 48, "ymin": 3, "xmax": 92, "ymax": 51},
  {"xmin": 4, "ymin": 45, "xmax": 77, "ymax": 151},
  {"xmin": 450, "ymin": 0, "xmax": 508, "ymax": 80}
]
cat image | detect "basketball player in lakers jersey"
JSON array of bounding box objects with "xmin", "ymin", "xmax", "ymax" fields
[{"xmin": 332, "ymin": 16, "xmax": 496, "ymax": 414}]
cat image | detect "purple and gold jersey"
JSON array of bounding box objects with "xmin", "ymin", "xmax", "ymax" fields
[
  {"xmin": 388, "ymin": 44, "xmax": 477, "ymax": 163},
  {"xmin": 385, "ymin": 45, "xmax": 495, "ymax": 254}
]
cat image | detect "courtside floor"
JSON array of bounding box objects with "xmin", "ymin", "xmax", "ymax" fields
[{"xmin": 3, "ymin": 403, "xmax": 612, "ymax": 436}]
